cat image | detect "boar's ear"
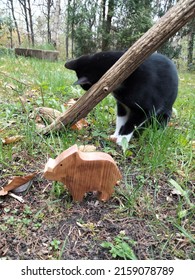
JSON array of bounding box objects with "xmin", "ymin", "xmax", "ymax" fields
[
  {"xmin": 65, "ymin": 59, "xmax": 77, "ymax": 70},
  {"xmin": 73, "ymin": 76, "xmax": 92, "ymax": 86}
]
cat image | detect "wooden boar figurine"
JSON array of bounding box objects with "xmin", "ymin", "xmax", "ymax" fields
[{"xmin": 43, "ymin": 144, "xmax": 122, "ymax": 201}]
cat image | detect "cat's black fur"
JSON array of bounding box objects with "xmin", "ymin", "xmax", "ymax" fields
[{"xmin": 65, "ymin": 51, "xmax": 178, "ymax": 144}]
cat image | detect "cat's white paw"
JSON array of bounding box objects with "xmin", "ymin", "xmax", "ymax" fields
[
  {"xmin": 109, "ymin": 133, "xmax": 118, "ymax": 142},
  {"xmin": 116, "ymin": 133, "xmax": 134, "ymax": 146}
]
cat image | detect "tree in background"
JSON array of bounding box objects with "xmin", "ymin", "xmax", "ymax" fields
[
  {"xmin": 154, "ymin": 0, "xmax": 182, "ymax": 58},
  {"xmin": 112, "ymin": 0, "xmax": 152, "ymax": 49},
  {"xmin": 187, "ymin": 19, "xmax": 195, "ymax": 68},
  {"xmin": 101, "ymin": 0, "xmax": 115, "ymax": 51},
  {"xmin": 18, "ymin": 0, "xmax": 31, "ymax": 45},
  {"xmin": 0, "ymin": 15, "xmax": 15, "ymax": 48},
  {"xmin": 0, "ymin": 0, "xmax": 194, "ymax": 68},
  {"xmin": 8, "ymin": 0, "xmax": 21, "ymax": 46},
  {"xmin": 67, "ymin": 0, "xmax": 98, "ymax": 57},
  {"xmin": 52, "ymin": 0, "xmax": 61, "ymax": 47},
  {"xmin": 40, "ymin": 0, "xmax": 53, "ymax": 45}
]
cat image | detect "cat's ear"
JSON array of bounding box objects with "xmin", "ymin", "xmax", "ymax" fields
[
  {"xmin": 65, "ymin": 59, "xmax": 77, "ymax": 70},
  {"xmin": 73, "ymin": 76, "xmax": 92, "ymax": 86}
]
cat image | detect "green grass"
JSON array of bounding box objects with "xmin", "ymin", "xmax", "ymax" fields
[{"xmin": 0, "ymin": 53, "xmax": 194, "ymax": 260}]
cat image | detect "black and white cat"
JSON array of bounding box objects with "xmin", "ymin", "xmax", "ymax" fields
[{"xmin": 65, "ymin": 51, "xmax": 178, "ymax": 145}]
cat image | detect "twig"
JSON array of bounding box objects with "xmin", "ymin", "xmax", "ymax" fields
[
  {"xmin": 0, "ymin": 70, "xmax": 31, "ymax": 86},
  {"xmin": 8, "ymin": 192, "xmax": 25, "ymax": 203}
]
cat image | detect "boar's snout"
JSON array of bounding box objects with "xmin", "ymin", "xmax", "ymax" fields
[{"xmin": 43, "ymin": 158, "xmax": 55, "ymax": 180}]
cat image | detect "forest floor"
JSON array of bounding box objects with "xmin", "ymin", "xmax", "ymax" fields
[{"xmin": 0, "ymin": 53, "xmax": 194, "ymax": 260}]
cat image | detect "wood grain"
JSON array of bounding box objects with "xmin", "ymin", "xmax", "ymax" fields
[{"xmin": 43, "ymin": 145, "xmax": 122, "ymax": 201}]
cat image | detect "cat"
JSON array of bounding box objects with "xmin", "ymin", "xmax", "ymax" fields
[{"xmin": 65, "ymin": 51, "xmax": 178, "ymax": 145}]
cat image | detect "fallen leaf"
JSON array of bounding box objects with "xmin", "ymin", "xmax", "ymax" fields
[
  {"xmin": 79, "ymin": 145, "xmax": 97, "ymax": 152},
  {"xmin": 5, "ymin": 83, "xmax": 16, "ymax": 90},
  {"xmin": 166, "ymin": 196, "xmax": 173, "ymax": 202},
  {"xmin": 30, "ymin": 107, "xmax": 62, "ymax": 124},
  {"xmin": 171, "ymin": 188, "xmax": 182, "ymax": 196},
  {"xmin": 36, "ymin": 123, "xmax": 46, "ymax": 129},
  {"xmin": 2, "ymin": 135, "xmax": 24, "ymax": 144},
  {"xmin": 71, "ymin": 118, "xmax": 88, "ymax": 130},
  {"xmin": 191, "ymin": 140, "xmax": 195, "ymax": 149},
  {"xmin": 12, "ymin": 180, "xmax": 32, "ymax": 193},
  {"xmin": 64, "ymin": 99, "xmax": 89, "ymax": 131},
  {"xmin": 64, "ymin": 98, "xmax": 78, "ymax": 107},
  {"xmin": 108, "ymin": 136, "xmax": 117, "ymax": 143},
  {"xmin": 0, "ymin": 188, "xmax": 8, "ymax": 196},
  {"xmin": 169, "ymin": 179, "xmax": 185, "ymax": 196},
  {"xmin": 3, "ymin": 172, "xmax": 37, "ymax": 192},
  {"xmin": 176, "ymin": 170, "xmax": 186, "ymax": 178},
  {"xmin": 30, "ymin": 101, "xmax": 89, "ymax": 132}
]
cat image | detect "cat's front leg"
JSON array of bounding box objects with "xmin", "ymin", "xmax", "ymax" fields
[
  {"xmin": 115, "ymin": 132, "xmax": 134, "ymax": 145},
  {"xmin": 110, "ymin": 115, "xmax": 128, "ymax": 140},
  {"xmin": 110, "ymin": 102, "xmax": 129, "ymax": 141},
  {"xmin": 115, "ymin": 108, "xmax": 146, "ymax": 146}
]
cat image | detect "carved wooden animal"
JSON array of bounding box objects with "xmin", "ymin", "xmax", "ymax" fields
[{"xmin": 43, "ymin": 144, "xmax": 122, "ymax": 201}]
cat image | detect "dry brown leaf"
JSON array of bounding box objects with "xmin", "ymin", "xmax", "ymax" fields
[
  {"xmin": 30, "ymin": 100, "xmax": 89, "ymax": 132},
  {"xmin": 36, "ymin": 123, "xmax": 46, "ymax": 129},
  {"xmin": 108, "ymin": 136, "xmax": 117, "ymax": 143},
  {"xmin": 79, "ymin": 145, "xmax": 97, "ymax": 152},
  {"xmin": 191, "ymin": 140, "xmax": 195, "ymax": 149},
  {"xmin": 64, "ymin": 99, "xmax": 89, "ymax": 131},
  {"xmin": 30, "ymin": 107, "xmax": 62, "ymax": 124},
  {"xmin": 0, "ymin": 188, "xmax": 8, "ymax": 196},
  {"xmin": 3, "ymin": 172, "xmax": 37, "ymax": 192},
  {"xmin": 5, "ymin": 83, "xmax": 16, "ymax": 90},
  {"xmin": 2, "ymin": 135, "xmax": 24, "ymax": 144},
  {"xmin": 64, "ymin": 98, "xmax": 78, "ymax": 108},
  {"xmin": 176, "ymin": 170, "xmax": 186, "ymax": 178},
  {"xmin": 71, "ymin": 118, "xmax": 88, "ymax": 130}
]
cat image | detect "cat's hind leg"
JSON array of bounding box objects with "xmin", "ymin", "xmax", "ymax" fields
[{"xmin": 156, "ymin": 109, "xmax": 172, "ymax": 127}]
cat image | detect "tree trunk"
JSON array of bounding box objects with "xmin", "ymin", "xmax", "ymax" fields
[
  {"xmin": 9, "ymin": 0, "xmax": 21, "ymax": 45},
  {"xmin": 71, "ymin": 0, "xmax": 76, "ymax": 58},
  {"xmin": 27, "ymin": 0, "xmax": 34, "ymax": 46},
  {"xmin": 102, "ymin": 0, "xmax": 115, "ymax": 51},
  {"xmin": 19, "ymin": 0, "xmax": 31, "ymax": 45},
  {"xmin": 46, "ymin": 0, "xmax": 52, "ymax": 44},
  {"xmin": 52, "ymin": 0, "xmax": 61, "ymax": 48},
  {"xmin": 187, "ymin": 19, "xmax": 195, "ymax": 67},
  {"xmin": 41, "ymin": 0, "xmax": 195, "ymax": 135},
  {"xmin": 65, "ymin": 0, "xmax": 71, "ymax": 59},
  {"xmin": 9, "ymin": 26, "xmax": 13, "ymax": 48}
]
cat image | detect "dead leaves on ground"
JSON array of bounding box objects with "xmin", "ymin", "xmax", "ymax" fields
[
  {"xmin": 0, "ymin": 188, "xmax": 8, "ymax": 196},
  {"xmin": 0, "ymin": 122, "xmax": 24, "ymax": 145},
  {"xmin": 0, "ymin": 172, "xmax": 37, "ymax": 197},
  {"xmin": 78, "ymin": 144, "xmax": 96, "ymax": 152},
  {"xmin": 30, "ymin": 98, "xmax": 88, "ymax": 131},
  {"xmin": 1, "ymin": 135, "xmax": 24, "ymax": 145},
  {"xmin": 29, "ymin": 107, "xmax": 62, "ymax": 130}
]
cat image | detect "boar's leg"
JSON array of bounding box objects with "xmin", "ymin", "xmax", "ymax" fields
[
  {"xmin": 98, "ymin": 188, "xmax": 114, "ymax": 201},
  {"xmin": 70, "ymin": 187, "xmax": 85, "ymax": 202}
]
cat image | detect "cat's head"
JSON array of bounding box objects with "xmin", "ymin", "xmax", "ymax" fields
[
  {"xmin": 65, "ymin": 55, "xmax": 98, "ymax": 90},
  {"xmin": 65, "ymin": 52, "xmax": 114, "ymax": 90}
]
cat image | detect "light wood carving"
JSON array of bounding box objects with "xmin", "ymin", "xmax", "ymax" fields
[{"xmin": 43, "ymin": 145, "xmax": 122, "ymax": 201}]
